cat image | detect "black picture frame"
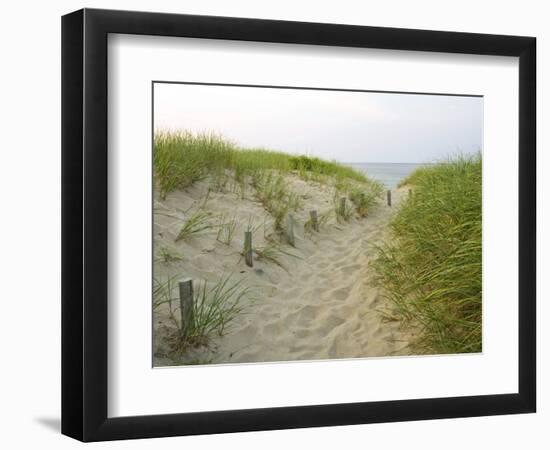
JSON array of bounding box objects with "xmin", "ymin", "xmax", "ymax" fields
[{"xmin": 61, "ymin": 8, "xmax": 536, "ymax": 442}]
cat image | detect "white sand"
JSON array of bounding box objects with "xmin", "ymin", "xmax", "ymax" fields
[{"xmin": 153, "ymin": 174, "xmax": 416, "ymax": 366}]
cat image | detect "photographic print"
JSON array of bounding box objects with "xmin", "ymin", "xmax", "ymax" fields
[
  {"xmin": 61, "ymin": 10, "xmax": 536, "ymax": 440},
  {"xmin": 152, "ymin": 82, "xmax": 482, "ymax": 367}
]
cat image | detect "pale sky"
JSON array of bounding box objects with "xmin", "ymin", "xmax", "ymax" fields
[{"xmin": 154, "ymin": 83, "xmax": 483, "ymax": 163}]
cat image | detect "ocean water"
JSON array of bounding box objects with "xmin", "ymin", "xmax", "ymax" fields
[{"xmin": 348, "ymin": 162, "xmax": 427, "ymax": 189}]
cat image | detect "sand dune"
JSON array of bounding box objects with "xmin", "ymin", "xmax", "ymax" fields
[{"xmin": 153, "ymin": 173, "xmax": 415, "ymax": 366}]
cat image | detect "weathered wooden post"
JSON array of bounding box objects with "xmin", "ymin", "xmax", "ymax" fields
[
  {"xmin": 287, "ymin": 214, "xmax": 296, "ymax": 247},
  {"xmin": 178, "ymin": 278, "xmax": 194, "ymax": 338},
  {"xmin": 387, "ymin": 189, "xmax": 392, "ymax": 207},
  {"xmin": 339, "ymin": 197, "xmax": 347, "ymax": 217},
  {"xmin": 310, "ymin": 210, "xmax": 319, "ymax": 232},
  {"xmin": 244, "ymin": 231, "xmax": 253, "ymax": 267}
]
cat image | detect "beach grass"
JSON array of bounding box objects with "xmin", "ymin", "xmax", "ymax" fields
[
  {"xmin": 334, "ymin": 194, "xmax": 354, "ymax": 222},
  {"xmin": 253, "ymin": 234, "xmax": 301, "ymax": 271},
  {"xmin": 252, "ymin": 171, "xmax": 302, "ymax": 230},
  {"xmin": 216, "ymin": 213, "xmax": 238, "ymax": 246},
  {"xmin": 154, "ymin": 131, "xmax": 234, "ymax": 198},
  {"xmin": 157, "ymin": 246, "xmax": 183, "ymax": 264},
  {"xmin": 154, "ymin": 130, "xmax": 376, "ymax": 197},
  {"xmin": 175, "ymin": 210, "xmax": 212, "ymax": 242},
  {"xmin": 289, "ymin": 155, "xmax": 368, "ymax": 184},
  {"xmin": 373, "ymin": 154, "xmax": 482, "ymax": 354},
  {"xmin": 304, "ymin": 210, "xmax": 332, "ymax": 235},
  {"xmin": 154, "ymin": 274, "xmax": 255, "ymax": 351},
  {"xmin": 348, "ymin": 183, "xmax": 384, "ymax": 217},
  {"xmin": 187, "ymin": 275, "xmax": 254, "ymax": 340}
]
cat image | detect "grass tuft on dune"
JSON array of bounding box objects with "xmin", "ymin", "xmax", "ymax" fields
[
  {"xmin": 373, "ymin": 154, "xmax": 482, "ymax": 354},
  {"xmin": 153, "ymin": 130, "xmax": 380, "ymax": 200}
]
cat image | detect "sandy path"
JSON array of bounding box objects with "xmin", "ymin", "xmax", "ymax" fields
[
  {"xmin": 209, "ymin": 188, "xmax": 412, "ymax": 364},
  {"xmin": 153, "ymin": 177, "xmax": 414, "ymax": 366}
]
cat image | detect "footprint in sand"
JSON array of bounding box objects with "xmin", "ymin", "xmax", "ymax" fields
[
  {"xmin": 286, "ymin": 304, "xmax": 319, "ymax": 327},
  {"xmin": 293, "ymin": 327, "xmax": 326, "ymax": 339},
  {"xmin": 341, "ymin": 263, "xmax": 362, "ymax": 272},
  {"xmin": 332, "ymin": 244, "xmax": 349, "ymax": 252},
  {"xmin": 330, "ymin": 287, "xmax": 351, "ymax": 301},
  {"xmin": 300, "ymin": 272, "xmax": 313, "ymax": 282},
  {"xmin": 318, "ymin": 314, "xmax": 346, "ymax": 330},
  {"xmin": 327, "ymin": 335, "xmax": 351, "ymax": 358}
]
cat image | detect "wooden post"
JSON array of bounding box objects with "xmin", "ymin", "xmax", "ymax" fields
[
  {"xmin": 178, "ymin": 278, "xmax": 194, "ymax": 338},
  {"xmin": 339, "ymin": 197, "xmax": 346, "ymax": 217},
  {"xmin": 408, "ymin": 188, "xmax": 412, "ymax": 198},
  {"xmin": 287, "ymin": 214, "xmax": 296, "ymax": 247},
  {"xmin": 387, "ymin": 189, "xmax": 392, "ymax": 207},
  {"xmin": 310, "ymin": 210, "xmax": 319, "ymax": 232},
  {"xmin": 244, "ymin": 231, "xmax": 253, "ymax": 267}
]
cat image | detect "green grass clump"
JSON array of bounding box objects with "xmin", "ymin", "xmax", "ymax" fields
[
  {"xmin": 233, "ymin": 148, "xmax": 293, "ymax": 178},
  {"xmin": 154, "ymin": 131, "xmax": 235, "ymax": 199},
  {"xmin": 157, "ymin": 247, "xmax": 183, "ymax": 264},
  {"xmin": 154, "ymin": 274, "xmax": 254, "ymax": 351},
  {"xmin": 175, "ymin": 210, "xmax": 211, "ymax": 242},
  {"xmin": 373, "ymin": 154, "xmax": 482, "ymax": 354},
  {"xmin": 252, "ymin": 172, "xmax": 301, "ymax": 230},
  {"xmin": 289, "ymin": 155, "xmax": 368, "ymax": 183},
  {"xmin": 254, "ymin": 241, "xmax": 299, "ymax": 271},
  {"xmin": 334, "ymin": 194, "xmax": 354, "ymax": 222},
  {"xmin": 216, "ymin": 214, "xmax": 238, "ymax": 246},
  {"xmin": 333, "ymin": 175, "xmax": 384, "ymax": 220},
  {"xmin": 187, "ymin": 275, "xmax": 253, "ymax": 340},
  {"xmin": 304, "ymin": 211, "xmax": 332, "ymax": 236},
  {"xmin": 153, "ymin": 275, "xmax": 178, "ymax": 311},
  {"xmin": 398, "ymin": 165, "xmax": 434, "ymax": 188},
  {"xmin": 348, "ymin": 181, "xmax": 384, "ymax": 217}
]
